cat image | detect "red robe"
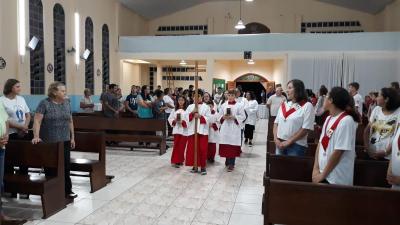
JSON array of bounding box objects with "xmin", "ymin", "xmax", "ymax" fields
[{"xmin": 185, "ymin": 135, "xmax": 208, "ymax": 168}]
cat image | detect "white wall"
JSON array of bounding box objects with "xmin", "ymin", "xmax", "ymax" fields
[
  {"xmin": 148, "ymin": 0, "xmax": 380, "ymax": 34},
  {"xmin": 377, "ymin": 0, "xmax": 400, "ymax": 31},
  {"xmin": 121, "ymin": 62, "xmax": 141, "ymax": 93},
  {"xmin": 0, "ymin": 0, "xmax": 147, "ymax": 95}
]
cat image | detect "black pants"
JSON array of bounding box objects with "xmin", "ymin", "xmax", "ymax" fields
[
  {"xmin": 244, "ymin": 124, "xmax": 255, "ymax": 140},
  {"xmin": 45, "ymin": 141, "xmax": 72, "ymax": 195},
  {"xmin": 225, "ymin": 158, "xmax": 236, "ymax": 166}
]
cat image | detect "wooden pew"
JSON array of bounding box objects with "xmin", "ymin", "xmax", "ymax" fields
[
  {"xmin": 263, "ymin": 177, "xmax": 400, "ymax": 225},
  {"xmin": 4, "ymin": 141, "xmax": 66, "ymax": 219},
  {"xmin": 70, "ymin": 131, "xmax": 110, "ymax": 193},
  {"xmin": 266, "ymin": 153, "xmax": 390, "ymax": 188},
  {"xmin": 73, "ymin": 116, "xmax": 166, "ymax": 155}
]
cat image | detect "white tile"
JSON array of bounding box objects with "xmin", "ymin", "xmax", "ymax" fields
[
  {"xmin": 235, "ymin": 194, "xmax": 263, "ymax": 204},
  {"xmin": 228, "ymin": 213, "xmax": 263, "ymax": 225},
  {"xmin": 232, "ymin": 203, "xmax": 262, "ymax": 215},
  {"xmin": 46, "ymin": 199, "xmax": 107, "ymax": 223}
]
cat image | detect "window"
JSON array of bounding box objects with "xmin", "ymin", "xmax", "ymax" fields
[
  {"xmin": 85, "ymin": 17, "xmax": 94, "ymax": 93},
  {"xmin": 102, "ymin": 24, "xmax": 110, "ymax": 90},
  {"xmin": 53, "ymin": 3, "xmax": 66, "ymax": 85},
  {"xmin": 29, "ymin": 0, "xmax": 45, "ymax": 94}
]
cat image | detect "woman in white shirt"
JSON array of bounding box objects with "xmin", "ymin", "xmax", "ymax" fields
[
  {"xmin": 363, "ymin": 88, "xmax": 400, "ymax": 160},
  {"xmin": 0, "ymin": 79, "xmax": 31, "ymax": 139},
  {"xmin": 244, "ymin": 91, "xmax": 258, "ymax": 147},
  {"xmin": 80, "ymin": 88, "xmax": 94, "ymax": 113},
  {"xmin": 273, "ymin": 79, "xmax": 315, "ymax": 156},
  {"xmin": 312, "ymin": 87, "xmax": 360, "ymax": 185},
  {"xmin": 387, "ymin": 126, "xmax": 400, "ymax": 190}
]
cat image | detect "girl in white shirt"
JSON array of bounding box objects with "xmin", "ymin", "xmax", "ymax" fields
[
  {"xmin": 168, "ymin": 96, "xmax": 189, "ymax": 168},
  {"xmin": 244, "ymin": 91, "xmax": 258, "ymax": 147},
  {"xmin": 312, "ymin": 87, "xmax": 360, "ymax": 185},
  {"xmin": 273, "ymin": 79, "xmax": 315, "ymax": 156},
  {"xmin": 364, "ymin": 88, "xmax": 400, "ymax": 160},
  {"xmin": 204, "ymin": 92, "xmax": 219, "ymax": 163},
  {"xmin": 387, "ymin": 126, "xmax": 400, "ymax": 190}
]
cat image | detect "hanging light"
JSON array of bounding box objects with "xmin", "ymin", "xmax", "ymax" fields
[
  {"xmin": 247, "ymin": 59, "xmax": 255, "ymax": 65},
  {"xmin": 235, "ymin": 0, "xmax": 246, "ymax": 30},
  {"xmin": 179, "ymin": 60, "xmax": 187, "ymax": 65}
]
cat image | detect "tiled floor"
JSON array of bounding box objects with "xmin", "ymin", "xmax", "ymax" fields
[{"xmin": 3, "ymin": 119, "xmax": 267, "ymax": 225}]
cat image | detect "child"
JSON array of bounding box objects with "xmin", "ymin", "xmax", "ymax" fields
[
  {"xmin": 168, "ymin": 96, "xmax": 188, "ymax": 168},
  {"xmin": 204, "ymin": 92, "xmax": 219, "ymax": 163},
  {"xmin": 153, "ymin": 89, "xmax": 168, "ymax": 120},
  {"xmin": 312, "ymin": 87, "xmax": 359, "ymax": 185},
  {"xmin": 185, "ymin": 90, "xmax": 211, "ymax": 175},
  {"xmin": 219, "ymin": 90, "xmax": 246, "ymax": 172}
]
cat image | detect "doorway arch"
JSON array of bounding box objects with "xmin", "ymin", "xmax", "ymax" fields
[{"xmin": 233, "ymin": 73, "xmax": 275, "ymax": 103}]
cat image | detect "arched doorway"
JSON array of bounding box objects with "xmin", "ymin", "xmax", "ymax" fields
[
  {"xmin": 233, "ymin": 73, "xmax": 275, "ymax": 103},
  {"xmin": 238, "ymin": 22, "xmax": 271, "ymax": 34}
]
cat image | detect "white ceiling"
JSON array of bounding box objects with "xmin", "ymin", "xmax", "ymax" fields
[{"xmin": 119, "ymin": 0, "xmax": 395, "ymax": 19}]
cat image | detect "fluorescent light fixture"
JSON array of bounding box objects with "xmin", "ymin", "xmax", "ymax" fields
[
  {"xmin": 245, "ymin": 0, "xmax": 254, "ymax": 2},
  {"xmin": 18, "ymin": 0, "xmax": 26, "ymax": 56},
  {"xmin": 82, "ymin": 49, "xmax": 91, "ymax": 60},
  {"xmin": 247, "ymin": 59, "xmax": 255, "ymax": 65},
  {"xmin": 124, "ymin": 59, "xmax": 151, "ymax": 64},
  {"xmin": 74, "ymin": 12, "xmax": 80, "ymax": 65},
  {"xmin": 179, "ymin": 60, "xmax": 187, "ymax": 65},
  {"xmin": 27, "ymin": 36, "xmax": 39, "ymax": 50},
  {"xmin": 235, "ymin": 20, "xmax": 246, "ymax": 30}
]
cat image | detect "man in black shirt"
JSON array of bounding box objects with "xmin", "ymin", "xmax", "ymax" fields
[{"xmin": 101, "ymin": 84, "xmax": 119, "ymax": 118}]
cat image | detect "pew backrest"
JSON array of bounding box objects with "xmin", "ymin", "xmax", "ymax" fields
[
  {"xmin": 264, "ymin": 177, "xmax": 400, "ymax": 225},
  {"xmin": 6, "ymin": 141, "xmax": 63, "ymax": 173},
  {"xmin": 73, "ymin": 131, "xmax": 106, "ymax": 161}
]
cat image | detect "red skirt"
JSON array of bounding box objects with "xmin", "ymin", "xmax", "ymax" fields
[
  {"xmin": 171, "ymin": 134, "xmax": 187, "ymax": 164},
  {"xmin": 185, "ymin": 134, "xmax": 208, "ymax": 168},
  {"xmin": 219, "ymin": 144, "xmax": 241, "ymax": 158},
  {"xmin": 208, "ymin": 143, "xmax": 216, "ymax": 160}
]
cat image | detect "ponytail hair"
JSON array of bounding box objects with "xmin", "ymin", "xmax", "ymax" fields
[{"xmin": 328, "ymin": 87, "xmax": 361, "ymax": 123}]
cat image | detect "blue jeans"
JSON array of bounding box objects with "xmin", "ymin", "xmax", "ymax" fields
[
  {"xmin": 225, "ymin": 158, "xmax": 236, "ymax": 166},
  {"xmin": 276, "ymin": 143, "xmax": 306, "ymax": 156}
]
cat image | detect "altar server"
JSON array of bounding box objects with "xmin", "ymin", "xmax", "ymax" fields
[
  {"xmin": 244, "ymin": 91, "xmax": 259, "ymax": 147},
  {"xmin": 204, "ymin": 92, "xmax": 219, "ymax": 163}
]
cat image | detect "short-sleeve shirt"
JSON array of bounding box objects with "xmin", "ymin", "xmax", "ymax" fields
[
  {"xmin": 80, "ymin": 97, "xmax": 94, "ymax": 113},
  {"xmin": 163, "ymin": 95, "xmax": 175, "ymax": 114},
  {"xmin": 0, "ymin": 104, "xmax": 9, "ymax": 137},
  {"xmin": 153, "ymin": 99, "xmax": 166, "ymax": 120},
  {"xmin": 353, "ymin": 93, "xmax": 363, "ymax": 116},
  {"xmin": 318, "ymin": 114, "xmax": 357, "ymax": 185},
  {"xmin": 125, "ymin": 94, "xmax": 138, "ymax": 111},
  {"xmin": 36, "ymin": 98, "xmax": 71, "ymax": 143},
  {"xmin": 274, "ymin": 101, "xmax": 315, "ymax": 147},
  {"xmin": 368, "ymin": 106, "xmax": 400, "ymax": 159},
  {"xmin": 390, "ymin": 127, "xmax": 400, "ymax": 190},
  {"xmin": 0, "ymin": 95, "xmax": 30, "ymax": 134},
  {"xmin": 267, "ymin": 94, "xmax": 286, "ymax": 117},
  {"xmin": 102, "ymin": 92, "xmax": 119, "ymax": 118}
]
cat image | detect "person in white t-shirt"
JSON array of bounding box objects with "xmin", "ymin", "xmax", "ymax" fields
[
  {"xmin": 80, "ymin": 88, "xmax": 94, "ymax": 113},
  {"xmin": 348, "ymin": 82, "xmax": 363, "ymax": 118},
  {"xmin": 267, "ymin": 87, "xmax": 286, "ymax": 118},
  {"xmin": 0, "ymin": 79, "xmax": 31, "ymax": 139},
  {"xmin": 387, "ymin": 127, "xmax": 400, "ymax": 190},
  {"xmin": 163, "ymin": 88, "xmax": 175, "ymax": 136},
  {"xmin": 364, "ymin": 87, "xmax": 400, "ymax": 160},
  {"xmin": 312, "ymin": 87, "xmax": 359, "ymax": 185},
  {"xmin": 274, "ymin": 79, "xmax": 315, "ymax": 156}
]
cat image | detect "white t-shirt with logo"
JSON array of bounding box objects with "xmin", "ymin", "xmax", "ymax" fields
[
  {"xmin": 274, "ymin": 101, "xmax": 315, "ymax": 147},
  {"xmin": 0, "ymin": 95, "xmax": 30, "ymax": 134},
  {"xmin": 353, "ymin": 93, "xmax": 363, "ymax": 116},
  {"xmin": 267, "ymin": 94, "xmax": 286, "ymax": 117},
  {"xmin": 391, "ymin": 127, "xmax": 400, "ymax": 190},
  {"xmin": 163, "ymin": 95, "xmax": 175, "ymax": 114},
  {"xmin": 318, "ymin": 114, "xmax": 357, "ymax": 185},
  {"xmin": 368, "ymin": 106, "xmax": 400, "ymax": 160}
]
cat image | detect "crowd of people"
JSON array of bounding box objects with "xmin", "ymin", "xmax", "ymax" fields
[{"xmin": 0, "ymin": 77, "xmax": 400, "ymax": 224}]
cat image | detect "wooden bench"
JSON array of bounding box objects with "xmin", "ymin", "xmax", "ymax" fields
[
  {"xmin": 266, "ymin": 153, "xmax": 390, "ymax": 188},
  {"xmin": 70, "ymin": 131, "xmax": 111, "ymax": 193},
  {"xmin": 73, "ymin": 116, "xmax": 166, "ymax": 155},
  {"xmin": 4, "ymin": 140, "xmax": 66, "ymax": 219},
  {"xmin": 263, "ymin": 177, "xmax": 400, "ymax": 225}
]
